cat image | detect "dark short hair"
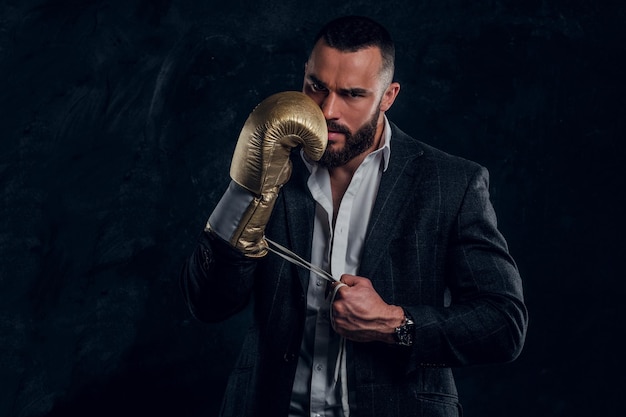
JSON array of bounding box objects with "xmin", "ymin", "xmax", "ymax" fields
[{"xmin": 312, "ymin": 16, "xmax": 395, "ymax": 84}]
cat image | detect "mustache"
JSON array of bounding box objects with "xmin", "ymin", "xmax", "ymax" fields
[{"xmin": 326, "ymin": 121, "xmax": 351, "ymax": 135}]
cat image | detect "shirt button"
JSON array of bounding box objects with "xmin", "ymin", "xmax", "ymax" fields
[
  {"xmin": 316, "ymin": 279, "xmax": 323, "ymax": 287},
  {"xmin": 315, "ymin": 364, "xmax": 323, "ymax": 372}
]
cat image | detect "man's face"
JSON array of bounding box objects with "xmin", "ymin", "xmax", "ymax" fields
[{"xmin": 302, "ymin": 40, "xmax": 399, "ymax": 168}]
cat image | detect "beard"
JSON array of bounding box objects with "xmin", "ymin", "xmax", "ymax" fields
[{"xmin": 318, "ymin": 110, "xmax": 380, "ymax": 169}]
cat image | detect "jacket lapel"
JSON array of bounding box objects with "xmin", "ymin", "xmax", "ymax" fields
[
  {"xmin": 281, "ymin": 154, "xmax": 316, "ymax": 292},
  {"xmin": 359, "ymin": 123, "xmax": 425, "ymax": 277},
  {"xmin": 280, "ymin": 124, "xmax": 425, "ymax": 287}
]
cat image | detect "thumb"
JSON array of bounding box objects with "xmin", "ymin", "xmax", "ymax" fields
[{"xmin": 340, "ymin": 274, "xmax": 361, "ymax": 286}]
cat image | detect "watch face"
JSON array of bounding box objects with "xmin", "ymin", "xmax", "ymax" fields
[{"xmin": 395, "ymin": 317, "xmax": 414, "ymax": 346}]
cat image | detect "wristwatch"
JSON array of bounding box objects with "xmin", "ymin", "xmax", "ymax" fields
[{"xmin": 394, "ymin": 309, "xmax": 415, "ymax": 347}]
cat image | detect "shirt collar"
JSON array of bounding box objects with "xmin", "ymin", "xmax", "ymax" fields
[{"xmin": 302, "ymin": 115, "xmax": 393, "ymax": 172}]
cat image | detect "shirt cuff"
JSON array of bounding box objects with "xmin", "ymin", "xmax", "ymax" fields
[{"xmin": 206, "ymin": 181, "xmax": 255, "ymax": 242}]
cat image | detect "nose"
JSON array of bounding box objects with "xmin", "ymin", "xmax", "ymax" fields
[{"xmin": 320, "ymin": 92, "xmax": 340, "ymax": 120}]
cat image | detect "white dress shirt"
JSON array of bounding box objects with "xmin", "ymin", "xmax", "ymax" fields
[
  {"xmin": 289, "ymin": 117, "xmax": 392, "ymax": 417},
  {"xmin": 207, "ymin": 116, "xmax": 393, "ymax": 417}
]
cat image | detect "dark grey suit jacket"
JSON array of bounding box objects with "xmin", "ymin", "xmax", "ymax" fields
[{"xmin": 180, "ymin": 122, "xmax": 528, "ymax": 417}]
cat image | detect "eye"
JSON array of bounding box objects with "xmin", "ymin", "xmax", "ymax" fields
[
  {"xmin": 342, "ymin": 89, "xmax": 366, "ymax": 99},
  {"xmin": 310, "ymin": 81, "xmax": 326, "ymax": 93}
]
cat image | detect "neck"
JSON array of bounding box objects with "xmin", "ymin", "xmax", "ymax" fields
[{"xmin": 328, "ymin": 115, "xmax": 385, "ymax": 224}]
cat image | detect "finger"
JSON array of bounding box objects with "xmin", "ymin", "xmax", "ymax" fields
[
  {"xmin": 340, "ymin": 274, "xmax": 355, "ymax": 284},
  {"xmin": 341, "ymin": 274, "xmax": 368, "ymax": 286},
  {"xmin": 326, "ymin": 279, "xmax": 346, "ymax": 299},
  {"xmin": 326, "ymin": 281, "xmax": 346, "ymax": 300},
  {"xmin": 329, "ymin": 284, "xmax": 347, "ymax": 331}
]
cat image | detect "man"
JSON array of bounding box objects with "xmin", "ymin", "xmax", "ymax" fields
[{"xmin": 180, "ymin": 15, "xmax": 528, "ymax": 417}]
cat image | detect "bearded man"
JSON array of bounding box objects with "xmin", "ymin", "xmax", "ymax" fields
[{"xmin": 180, "ymin": 15, "xmax": 528, "ymax": 417}]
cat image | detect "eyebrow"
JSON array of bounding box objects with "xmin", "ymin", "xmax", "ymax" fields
[{"xmin": 307, "ymin": 74, "xmax": 372, "ymax": 97}]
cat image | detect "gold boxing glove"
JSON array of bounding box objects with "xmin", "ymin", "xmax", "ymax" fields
[{"xmin": 207, "ymin": 91, "xmax": 327, "ymax": 257}]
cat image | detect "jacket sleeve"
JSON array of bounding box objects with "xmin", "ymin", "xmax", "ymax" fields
[
  {"xmin": 179, "ymin": 230, "xmax": 258, "ymax": 323},
  {"xmin": 406, "ymin": 166, "xmax": 528, "ymax": 369}
]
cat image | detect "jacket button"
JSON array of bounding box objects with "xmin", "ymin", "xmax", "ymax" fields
[{"xmin": 284, "ymin": 353, "xmax": 296, "ymax": 362}]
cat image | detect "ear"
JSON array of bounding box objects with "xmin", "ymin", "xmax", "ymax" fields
[{"xmin": 379, "ymin": 82, "xmax": 400, "ymax": 112}]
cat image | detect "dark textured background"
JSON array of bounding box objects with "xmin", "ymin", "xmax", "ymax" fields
[{"xmin": 1, "ymin": 1, "xmax": 624, "ymax": 416}]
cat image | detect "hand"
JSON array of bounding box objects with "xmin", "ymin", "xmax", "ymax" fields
[{"xmin": 330, "ymin": 274, "xmax": 405, "ymax": 343}]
